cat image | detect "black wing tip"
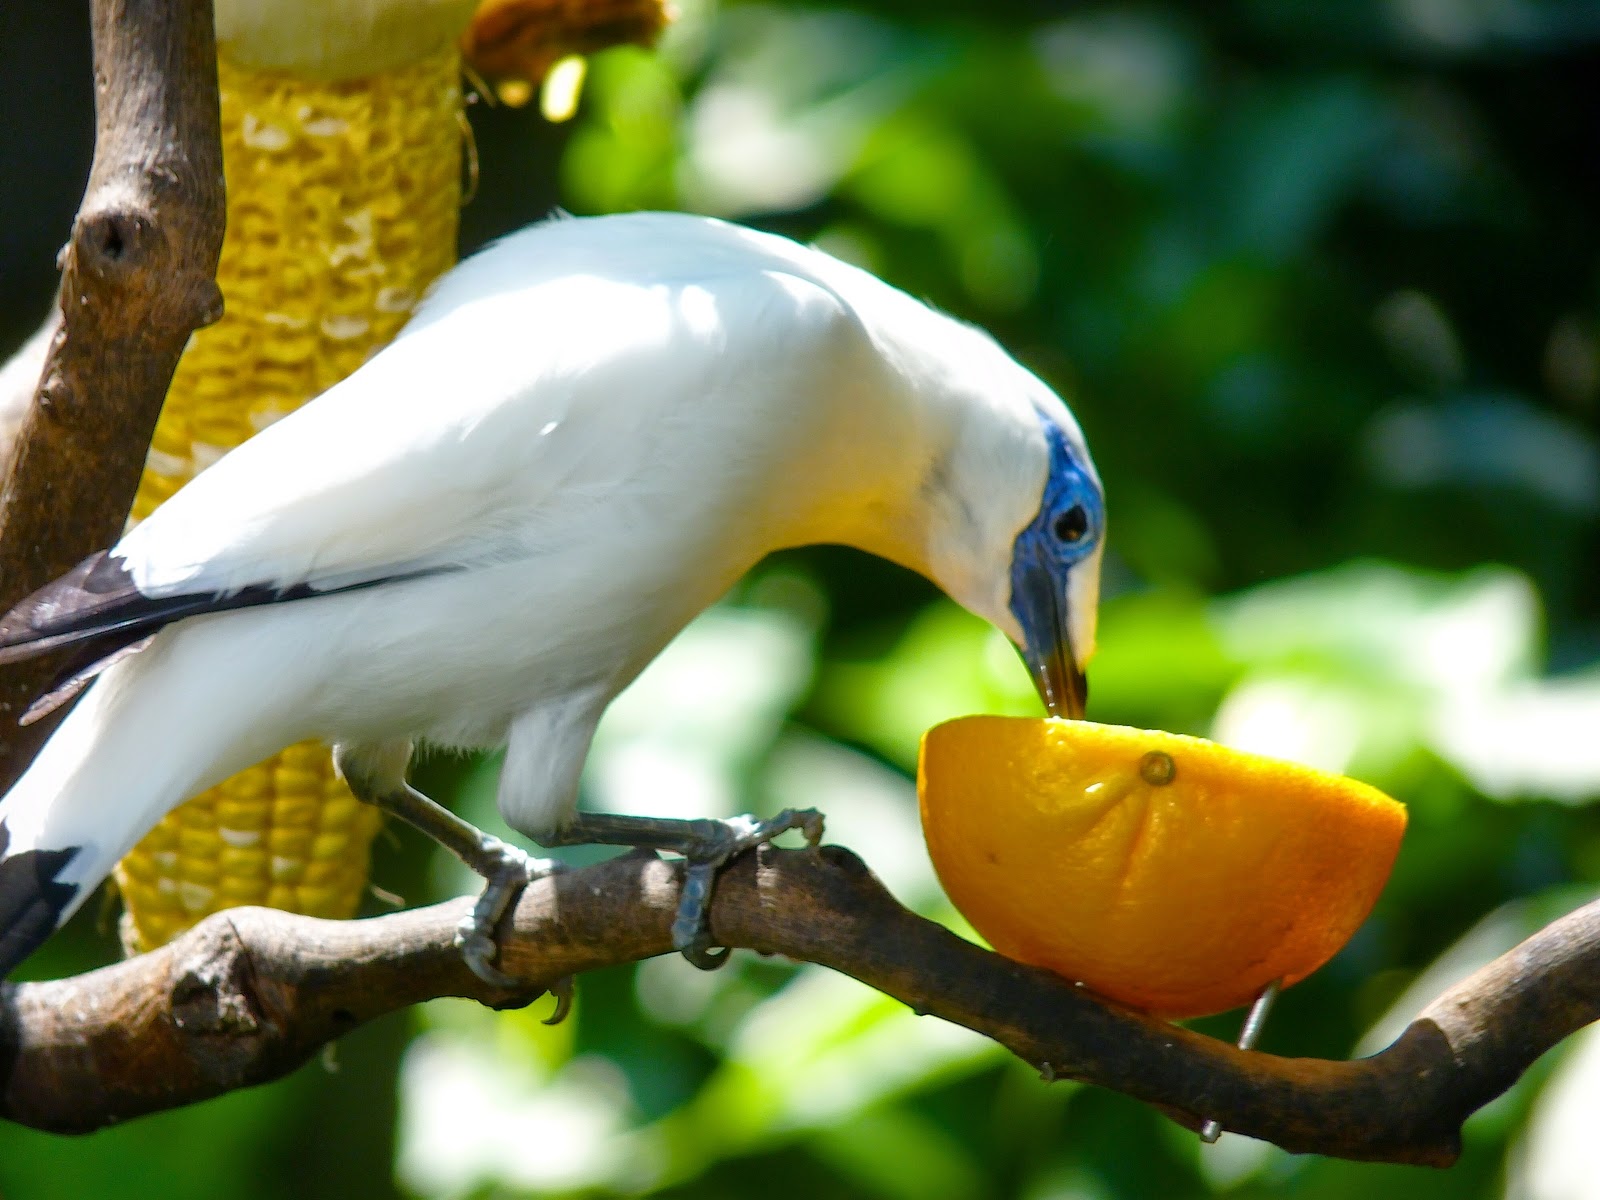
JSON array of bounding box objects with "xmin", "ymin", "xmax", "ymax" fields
[
  {"xmin": 81, "ymin": 551, "xmax": 136, "ymax": 596},
  {"xmin": 0, "ymin": 818, "xmax": 82, "ymax": 980},
  {"xmin": 0, "ymin": 550, "xmax": 131, "ymax": 654},
  {"xmin": 0, "ymin": 552, "xmax": 452, "ymax": 681}
]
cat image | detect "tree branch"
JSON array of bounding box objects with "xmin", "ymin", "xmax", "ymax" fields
[
  {"xmin": 0, "ymin": 844, "xmax": 1592, "ymax": 1164},
  {"xmin": 0, "ymin": 0, "xmax": 225, "ymax": 790}
]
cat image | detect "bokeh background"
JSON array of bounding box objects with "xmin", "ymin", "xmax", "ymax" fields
[{"xmin": 4, "ymin": 0, "xmax": 1600, "ymax": 1196}]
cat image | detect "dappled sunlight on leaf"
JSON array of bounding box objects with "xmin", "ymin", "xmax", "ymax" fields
[
  {"xmin": 764, "ymin": 732, "xmax": 943, "ymax": 912},
  {"xmin": 1211, "ymin": 675, "xmax": 1372, "ymax": 774},
  {"xmin": 679, "ymin": 7, "xmax": 915, "ymax": 216},
  {"xmin": 1032, "ymin": 10, "xmax": 1197, "ymax": 138},
  {"xmin": 1355, "ymin": 884, "xmax": 1600, "ymax": 1057},
  {"xmin": 1207, "ymin": 562, "xmax": 1600, "ymax": 800},
  {"xmin": 1507, "ymin": 1024, "xmax": 1600, "ymax": 1200},
  {"xmin": 587, "ymin": 598, "xmax": 819, "ymax": 821},
  {"xmin": 815, "ymin": 601, "xmax": 1037, "ymax": 770},
  {"xmin": 1215, "ymin": 561, "xmax": 1537, "ymax": 697},
  {"xmin": 1365, "ymin": 394, "xmax": 1600, "ymax": 516},
  {"xmin": 1431, "ymin": 676, "xmax": 1600, "ymax": 803},
  {"xmin": 561, "ymin": 46, "xmax": 684, "ymax": 212},
  {"xmin": 398, "ymin": 1036, "xmax": 644, "ymax": 1196},
  {"xmin": 635, "ymin": 968, "xmax": 999, "ymax": 1189}
]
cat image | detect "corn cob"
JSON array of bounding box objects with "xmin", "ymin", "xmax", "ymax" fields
[{"xmin": 114, "ymin": 46, "xmax": 463, "ymax": 953}]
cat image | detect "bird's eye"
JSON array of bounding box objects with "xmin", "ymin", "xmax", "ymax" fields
[{"xmin": 1053, "ymin": 504, "xmax": 1089, "ymax": 544}]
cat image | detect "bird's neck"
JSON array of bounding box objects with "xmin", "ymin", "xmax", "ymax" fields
[{"xmin": 768, "ymin": 313, "xmax": 1043, "ymax": 632}]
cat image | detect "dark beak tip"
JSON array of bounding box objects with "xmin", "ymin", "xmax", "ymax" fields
[
  {"xmin": 1053, "ymin": 672, "xmax": 1088, "ymax": 721},
  {"xmin": 1033, "ymin": 653, "xmax": 1086, "ymax": 720}
]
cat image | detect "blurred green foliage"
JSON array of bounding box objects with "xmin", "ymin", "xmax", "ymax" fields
[{"xmin": 3, "ymin": 0, "xmax": 1600, "ymax": 1196}]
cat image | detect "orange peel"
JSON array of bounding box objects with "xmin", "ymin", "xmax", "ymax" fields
[{"xmin": 918, "ymin": 717, "xmax": 1406, "ymax": 1017}]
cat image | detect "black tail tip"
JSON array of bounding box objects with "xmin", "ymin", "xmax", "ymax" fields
[{"xmin": 0, "ymin": 819, "xmax": 82, "ymax": 980}]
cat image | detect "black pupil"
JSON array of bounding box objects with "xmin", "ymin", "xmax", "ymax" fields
[{"xmin": 1053, "ymin": 505, "xmax": 1088, "ymax": 543}]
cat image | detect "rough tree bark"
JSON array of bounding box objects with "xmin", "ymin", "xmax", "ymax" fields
[
  {"xmin": 2, "ymin": 845, "xmax": 1594, "ymax": 1166},
  {"xmin": 0, "ymin": 0, "xmax": 225, "ymax": 791}
]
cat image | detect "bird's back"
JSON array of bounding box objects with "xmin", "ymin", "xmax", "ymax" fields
[
  {"xmin": 112, "ymin": 214, "xmax": 908, "ymax": 600},
  {"xmin": 411, "ymin": 212, "xmax": 896, "ymax": 328}
]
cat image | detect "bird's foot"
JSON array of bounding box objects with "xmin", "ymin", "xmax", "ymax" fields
[
  {"xmin": 453, "ymin": 836, "xmax": 565, "ymax": 988},
  {"xmin": 672, "ymin": 808, "xmax": 825, "ymax": 970},
  {"xmin": 536, "ymin": 807, "xmax": 825, "ymax": 970}
]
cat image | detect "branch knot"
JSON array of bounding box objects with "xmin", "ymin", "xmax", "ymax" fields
[{"xmin": 167, "ymin": 921, "xmax": 270, "ymax": 1082}]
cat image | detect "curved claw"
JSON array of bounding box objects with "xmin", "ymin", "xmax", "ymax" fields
[
  {"xmin": 453, "ymin": 845, "xmax": 566, "ymax": 988},
  {"xmin": 456, "ymin": 925, "xmax": 523, "ymax": 989},
  {"xmin": 542, "ymin": 976, "xmax": 575, "ymax": 1025},
  {"xmin": 681, "ymin": 939, "xmax": 732, "ymax": 971}
]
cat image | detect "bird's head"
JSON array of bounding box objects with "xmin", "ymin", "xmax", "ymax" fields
[
  {"xmin": 1003, "ymin": 409, "xmax": 1103, "ymax": 718},
  {"xmin": 769, "ymin": 265, "xmax": 1104, "ymax": 718},
  {"xmin": 907, "ymin": 385, "xmax": 1103, "ymax": 721}
]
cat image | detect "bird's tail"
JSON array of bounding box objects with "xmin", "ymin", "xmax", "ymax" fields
[
  {"xmin": 0, "ymin": 681, "xmax": 152, "ymax": 976},
  {"xmin": 0, "ymin": 618, "xmax": 306, "ymax": 977},
  {"xmin": 0, "ymin": 814, "xmax": 85, "ymax": 977}
]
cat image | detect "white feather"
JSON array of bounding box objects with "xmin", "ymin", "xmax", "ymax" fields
[{"xmin": 0, "ymin": 211, "xmax": 1082, "ymax": 928}]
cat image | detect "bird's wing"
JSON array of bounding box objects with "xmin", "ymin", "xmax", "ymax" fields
[
  {"xmin": 0, "ymin": 260, "xmax": 848, "ymax": 680},
  {"xmin": 0, "ymin": 291, "xmax": 639, "ymax": 659},
  {"xmin": 116, "ymin": 299, "xmax": 630, "ymax": 599}
]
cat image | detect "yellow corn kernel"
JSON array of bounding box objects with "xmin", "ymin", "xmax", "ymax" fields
[
  {"xmin": 114, "ymin": 45, "xmax": 462, "ymax": 955},
  {"xmin": 218, "ymin": 844, "xmax": 268, "ymax": 878}
]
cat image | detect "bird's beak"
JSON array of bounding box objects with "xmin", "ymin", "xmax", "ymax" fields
[{"xmin": 1011, "ymin": 561, "xmax": 1088, "ymax": 719}]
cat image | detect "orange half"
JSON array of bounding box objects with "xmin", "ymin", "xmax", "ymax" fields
[{"xmin": 918, "ymin": 717, "xmax": 1406, "ymax": 1017}]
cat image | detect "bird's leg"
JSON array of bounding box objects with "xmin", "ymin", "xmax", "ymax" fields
[
  {"xmin": 373, "ymin": 782, "xmax": 562, "ymax": 988},
  {"xmin": 539, "ymin": 809, "xmax": 824, "ymax": 969},
  {"xmin": 334, "ymin": 746, "xmax": 562, "ymax": 990}
]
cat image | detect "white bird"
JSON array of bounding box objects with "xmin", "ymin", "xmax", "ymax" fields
[{"xmin": 0, "ymin": 212, "xmax": 1105, "ymax": 982}]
